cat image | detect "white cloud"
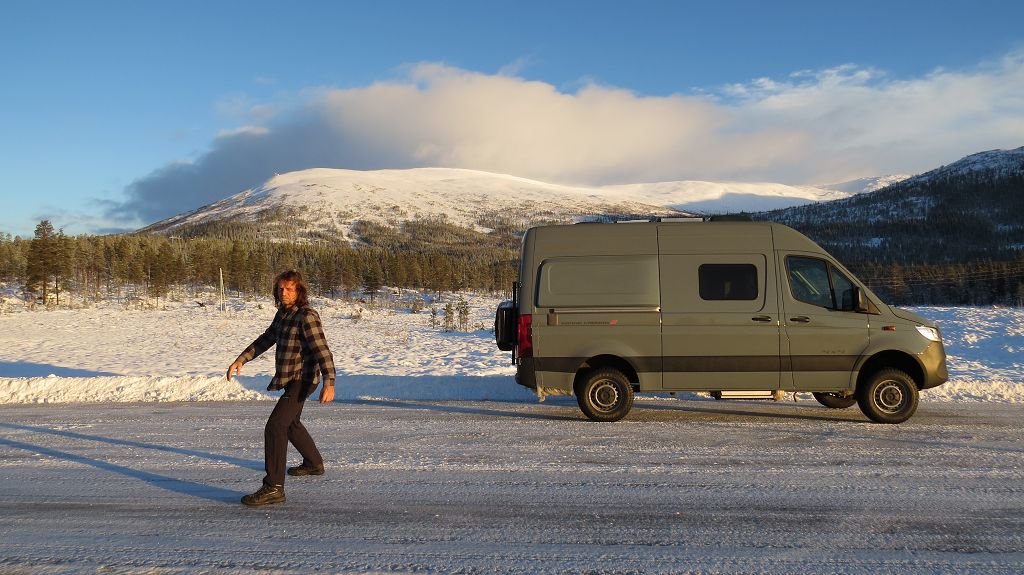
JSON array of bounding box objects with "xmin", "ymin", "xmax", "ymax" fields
[
  {"xmin": 727, "ymin": 52, "xmax": 1024, "ymax": 181},
  {"xmin": 114, "ymin": 53, "xmax": 1024, "ymax": 223},
  {"xmin": 30, "ymin": 205, "xmax": 142, "ymax": 237},
  {"xmin": 497, "ymin": 55, "xmax": 535, "ymax": 78},
  {"xmin": 214, "ymin": 95, "xmax": 277, "ymax": 122},
  {"xmin": 215, "ymin": 126, "xmax": 270, "ymax": 140}
]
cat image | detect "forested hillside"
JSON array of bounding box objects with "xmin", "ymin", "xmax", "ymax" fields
[
  {"xmin": 760, "ymin": 164, "xmax": 1024, "ymax": 305},
  {"xmin": 0, "ymin": 220, "xmax": 518, "ymax": 306}
]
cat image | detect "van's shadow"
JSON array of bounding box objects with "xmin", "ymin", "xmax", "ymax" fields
[
  {"xmin": 0, "ymin": 436, "xmax": 243, "ymax": 504},
  {"xmin": 339, "ymin": 394, "xmax": 852, "ymax": 424},
  {"xmin": 638, "ymin": 399, "xmax": 865, "ymax": 424},
  {"xmin": 638, "ymin": 399, "xmax": 1024, "ymax": 455},
  {"xmin": 341, "ymin": 398, "xmax": 580, "ymax": 421}
]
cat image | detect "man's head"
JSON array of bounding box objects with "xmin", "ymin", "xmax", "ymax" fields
[{"xmin": 273, "ymin": 270, "xmax": 309, "ymax": 309}]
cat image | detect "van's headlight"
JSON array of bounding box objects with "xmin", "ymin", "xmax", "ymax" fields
[{"xmin": 916, "ymin": 325, "xmax": 941, "ymax": 342}]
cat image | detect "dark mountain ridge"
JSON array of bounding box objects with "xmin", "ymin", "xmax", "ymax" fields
[{"xmin": 758, "ymin": 147, "xmax": 1024, "ymax": 304}]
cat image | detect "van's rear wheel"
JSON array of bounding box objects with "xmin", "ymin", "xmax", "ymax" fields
[
  {"xmin": 813, "ymin": 392, "xmax": 856, "ymax": 409},
  {"xmin": 857, "ymin": 369, "xmax": 919, "ymax": 424},
  {"xmin": 576, "ymin": 368, "xmax": 634, "ymax": 422}
]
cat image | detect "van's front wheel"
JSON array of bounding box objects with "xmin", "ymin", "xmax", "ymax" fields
[
  {"xmin": 857, "ymin": 369, "xmax": 919, "ymax": 424},
  {"xmin": 576, "ymin": 368, "xmax": 634, "ymax": 422}
]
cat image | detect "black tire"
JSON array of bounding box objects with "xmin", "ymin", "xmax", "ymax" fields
[
  {"xmin": 576, "ymin": 368, "xmax": 634, "ymax": 422},
  {"xmin": 857, "ymin": 369, "xmax": 919, "ymax": 424},
  {"xmin": 813, "ymin": 392, "xmax": 857, "ymax": 409}
]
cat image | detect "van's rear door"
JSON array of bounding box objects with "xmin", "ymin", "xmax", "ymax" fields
[{"xmin": 659, "ymin": 225, "xmax": 781, "ymax": 391}]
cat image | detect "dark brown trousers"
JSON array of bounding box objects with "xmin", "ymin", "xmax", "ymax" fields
[{"xmin": 263, "ymin": 383, "xmax": 322, "ymax": 487}]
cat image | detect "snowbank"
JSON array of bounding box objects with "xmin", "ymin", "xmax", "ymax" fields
[{"xmin": 0, "ymin": 374, "xmax": 266, "ymax": 404}]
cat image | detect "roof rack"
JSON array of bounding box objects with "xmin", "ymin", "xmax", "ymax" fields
[
  {"xmin": 581, "ymin": 214, "xmax": 755, "ymax": 224},
  {"xmin": 707, "ymin": 214, "xmax": 753, "ymax": 222},
  {"xmin": 657, "ymin": 217, "xmax": 704, "ymax": 223}
]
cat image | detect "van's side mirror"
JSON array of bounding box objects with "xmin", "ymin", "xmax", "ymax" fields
[{"xmin": 841, "ymin": 287, "xmax": 870, "ymax": 313}]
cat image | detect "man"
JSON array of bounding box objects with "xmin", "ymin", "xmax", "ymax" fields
[{"xmin": 227, "ymin": 270, "xmax": 336, "ymax": 506}]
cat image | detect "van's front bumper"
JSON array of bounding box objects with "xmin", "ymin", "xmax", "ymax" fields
[{"xmin": 920, "ymin": 340, "xmax": 948, "ymax": 389}]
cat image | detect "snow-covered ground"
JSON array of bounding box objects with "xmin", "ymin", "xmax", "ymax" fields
[
  {"xmin": 1, "ymin": 400, "xmax": 1022, "ymax": 574},
  {"xmin": 0, "ymin": 291, "xmax": 528, "ymax": 405},
  {"xmin": 1, "ymin": 293, "xmax": 1022, "ymax": 573},
  {"xmin": 0, "ymin": 292, "xmax": 1021, "ymax": 405}
]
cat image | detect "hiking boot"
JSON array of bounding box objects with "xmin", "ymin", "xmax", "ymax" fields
[
  {"xmin": 287, "ymin": 462, "xmax": 325, "ymax": 476},
  {"xmin": 241, "ymin": 484, "xmax": 285, "ymax": 506}
]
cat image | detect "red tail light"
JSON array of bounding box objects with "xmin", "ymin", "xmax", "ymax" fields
[{"xmin": 517, "ymin": 314, "xmax": 533, "ymax": 358}]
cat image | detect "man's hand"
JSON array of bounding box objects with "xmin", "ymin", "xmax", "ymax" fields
[
  {"xmin": 226, "ymin": 360, "xmax": 243, "ymax": 381},
  {"xmin": 319, "ymin": 384, "xmax": 335, "ymax": 403}
]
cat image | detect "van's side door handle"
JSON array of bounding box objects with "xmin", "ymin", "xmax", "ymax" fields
[
  {"xmin": 751, "ymin": 315, "xmax": 773, "ymax": 323},
  {"xmin": 789, "ymin": 316, "xmax": 811, "ymax": 323}
]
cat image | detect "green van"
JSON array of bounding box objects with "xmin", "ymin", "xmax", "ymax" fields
[{"xmin": 494, "ymin": 219, "xmax": 948, "ymax": 423}]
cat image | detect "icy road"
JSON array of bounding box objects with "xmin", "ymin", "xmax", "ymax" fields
[{"xmin": 1, "ymin": 398, "xmax": 1022, "ymax": 574}]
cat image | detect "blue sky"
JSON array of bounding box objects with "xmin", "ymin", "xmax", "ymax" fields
[{"xmin": 2, "ymin": 0, "xmax": 1023, "ymax": 237}]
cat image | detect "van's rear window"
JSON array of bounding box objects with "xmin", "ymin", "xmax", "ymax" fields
[
  {"xmin": 698, "ymin": 264, "xmax": 758, "ymax": 301},
  {"xmin": 536, "ymin": 255, "xmax": 660, "ymax": 308}
]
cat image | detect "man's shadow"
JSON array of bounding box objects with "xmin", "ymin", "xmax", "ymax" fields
[
  {"xmin": 0, "ymin": 361, "xmax": 119, "ymax": 377},
  {"xmin": 0, "ymin": 423, "xmax": 261, "ymax": 504}
]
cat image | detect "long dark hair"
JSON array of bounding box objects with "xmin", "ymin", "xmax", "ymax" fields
[{"xmin": 273, "ymin": 269, "xmax": 310, "ymax": 308}]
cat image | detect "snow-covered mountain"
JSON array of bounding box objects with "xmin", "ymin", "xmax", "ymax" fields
[
  {"xmin": 141, "ymin": 168, "xmax": 691, "ymax": 241},
  {"xmin": 809, "ymin": 146, "xmax": 1024, "ymax": 196},
  {"xmin": 900, "ymin": 146, "xmax": 1024, "ymax": 185},
  {"xmin": 141, "ymin": 167, "xmax": 860, "ymax": 242},
  {"xmin": 602, "ymin": 180, "xmax": 850, "ymax": 213},
  {"xmin": 140, "ymin": 147, "xmax": 1022, "ymax": 244},
  {"xmin": 770, "ymin": 146, "xmax": 1024, "ymax": 225},
  {"xmin": 816, "ymin": 175, "xmax": 912, "ymax": 195}
]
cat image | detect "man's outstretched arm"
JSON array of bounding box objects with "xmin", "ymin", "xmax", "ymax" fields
[{"xmin": 227, "ymin": 324, "xmax": 276, "ymax": 380}]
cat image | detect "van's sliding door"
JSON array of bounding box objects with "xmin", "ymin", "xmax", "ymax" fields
[{"xmin": 660, "ymin": 253, "xmax": 782, "ymax": 391}]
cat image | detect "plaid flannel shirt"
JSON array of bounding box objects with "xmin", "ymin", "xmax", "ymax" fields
[{"xmin": 236, "ymin": 304, "xmax": 336, "ymax": 391}]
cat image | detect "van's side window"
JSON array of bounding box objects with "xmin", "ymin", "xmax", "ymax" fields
[
  {"xmin": 832, "ymin": 268, "xmax": 856, "ymax": 310},
  {"xmin": 787, "ymin": 256, "xmax": 856, "ymax": 310},
  {"xmin": 698, "ymin": 264, "xmax": 758, "ymax": 301}
]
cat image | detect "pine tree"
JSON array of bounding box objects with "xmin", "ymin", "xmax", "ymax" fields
[
  {"xmin": 362, "ymin": 259, "xmax": 383, "ymax": 302},
  {"xmin": 340, "ymin": 256, "xmax": 359, "ymax": 298},
  {"xmin": 226, "ymin": 241, "xmax": 247, "ymax": 294},
  {"xmin": 0, "ymin": 233, "xmax": 27, "ymax": 283},
  {"xmin": 406, "ymin": 255, "xmax": 423, "ymax": 289},
  {"xmin": 53, "ymin": 231, "xmax": 73, "ymax": 306},
  {"xmin": 26, "ymin": 220, "xmax": 57, "ymax": 302},
  {"xmin": 148, "ymin": 242, "xmax": 179, "ymax": 298},
  {"xmin": 456, "ymin": 297, "xmax": 470, "ymax": 331},
  {"xmin": 443, "ymin": 302, "xmax": 455, "ymax": 332}
]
